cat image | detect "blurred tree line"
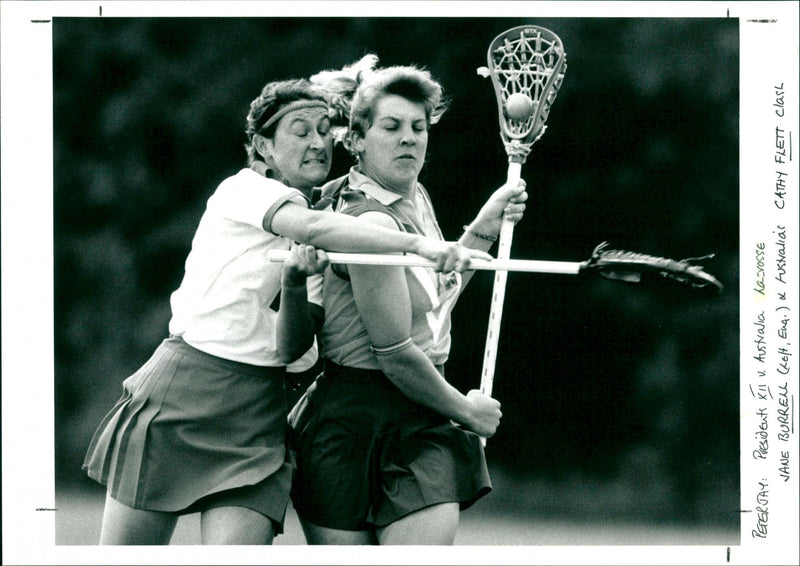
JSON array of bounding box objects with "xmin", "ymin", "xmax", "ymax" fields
[{"xmin": 54, "ymin": 17, "xmax": 739, "ymax": 526}]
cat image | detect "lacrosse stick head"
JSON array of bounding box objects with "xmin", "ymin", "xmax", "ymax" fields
[
  {"xmin": 579, "ymin": 242, "xmax": 725, "ymax": 297},
  {"xmin": 478, "ymin": 25, "xmax": 567, "ymax": 164}
]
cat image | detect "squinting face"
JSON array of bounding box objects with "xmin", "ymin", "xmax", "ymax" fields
[
  {"xmin": 353, "ymin": 94, "xmax": 428, "ymax": 194},
  {"xmin": 262, "ymin": 107, "xmax": 333, "ymax": 191}
]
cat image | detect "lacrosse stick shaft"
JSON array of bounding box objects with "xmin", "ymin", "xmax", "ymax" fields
[
  {"xmin": 266, "ymin": 248, "xmax": 582, "ymax": 275},
  {"xmin": 480, "ymin": 162, "xmax": 521, "ymax": 399},
  {"xmin": 476, "ymin": 24, "xmax": 566, "ymax": 446}
]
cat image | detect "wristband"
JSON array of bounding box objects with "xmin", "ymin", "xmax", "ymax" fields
[
  {"xmin": 463, "ymin": 225, "xmax": 498, "ymax": 242},
  {"xmin": 369, "ymin": 337, "xmax": 414, "ymax": 357}
]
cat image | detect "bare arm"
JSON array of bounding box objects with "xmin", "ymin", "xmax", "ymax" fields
[
  {"xmin": 270, "ymin": 201, "xmax": 491, "ymax": 272},
  {"xmin": 348, "ymin": 212, "xmax": 502, "ymax": 437},
  {"xmin": 458, "ymin": 179, "xmax": 528, "ymax": 288},
  {"xmin": 276, "ymin": 245, "xmax": 327, "ymax": 364}
]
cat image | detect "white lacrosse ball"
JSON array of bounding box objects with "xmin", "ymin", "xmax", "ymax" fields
[{"xmin": 505, "ymin": 92, "xmax": 534, "ymax": 120}]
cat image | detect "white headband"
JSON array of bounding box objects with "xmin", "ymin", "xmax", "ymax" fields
[{"xmin": 259, "ymin": 100, "xmax": 328, "ymax": 134}]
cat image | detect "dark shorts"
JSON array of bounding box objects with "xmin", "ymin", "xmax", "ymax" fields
[
  {"xmin": 288, "ymin": 361, "xmax": 491, "ymax": 531},
  {"xmin": 84, "ymin": 336, "xmax": 293, "ymax": 532}
]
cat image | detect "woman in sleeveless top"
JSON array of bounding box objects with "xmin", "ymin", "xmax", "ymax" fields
[{"xmin": 284, "ymin": 57, "xmax": 528, "ymax": 544}]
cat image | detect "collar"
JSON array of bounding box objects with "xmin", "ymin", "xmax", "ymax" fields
[{"xmin": 347, "ymin": 168, "xmax": 405, "ymax": 206}]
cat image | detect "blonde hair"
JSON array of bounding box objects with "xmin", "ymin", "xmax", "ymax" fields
[{"xmin": 310, "ymin": 54, "xmax": 379, "ymax": 144}]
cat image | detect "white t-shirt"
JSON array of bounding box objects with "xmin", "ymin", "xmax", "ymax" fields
[{"xmin": 169, "ymin": 167, "xmax": 322, "ymax": 369}]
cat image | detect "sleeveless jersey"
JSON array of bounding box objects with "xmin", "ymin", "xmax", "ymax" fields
[{"xmin": 320, "ymin": 169, "xmax": 462, "ymax": 369}]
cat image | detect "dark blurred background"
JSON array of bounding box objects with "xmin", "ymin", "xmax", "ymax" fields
[{"xmin": 53, "ymin": 17, "xmax": 740, "ymax": 541}]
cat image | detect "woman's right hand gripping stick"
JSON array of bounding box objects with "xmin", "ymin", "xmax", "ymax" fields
[{"xmin": 464, "ymin": 390, "xmax": 502, "ymax": 438}]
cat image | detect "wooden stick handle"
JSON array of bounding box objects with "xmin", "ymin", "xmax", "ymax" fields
[
  {"xmin": 478, "ymin": 162, "xmax": 522, "ymax": 446},
  {"xmin": 267, "ymin": 249, "xmax": 582, "ymax": 275}
]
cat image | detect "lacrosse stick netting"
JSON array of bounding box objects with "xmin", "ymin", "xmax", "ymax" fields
[{"xmin": 477, "ymin": 26, "xmax": 567, "ymax": 410}]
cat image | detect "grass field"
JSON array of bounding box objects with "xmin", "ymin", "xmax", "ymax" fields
[{"xmin": 55, "ymin": 482, "xmax": 739, "ymax": 547}]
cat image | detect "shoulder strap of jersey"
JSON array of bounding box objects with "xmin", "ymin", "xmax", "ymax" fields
[
  {"xmin": 339, "ymin": 188, "xmax": 418, "ymax": 234},
  {"xmin": 329, "ymin": 183, "xmax": 419, "ymax": 281},
  {"xmin": 312, "ymin": 175, "xmax": 349, "ymax": 210}
]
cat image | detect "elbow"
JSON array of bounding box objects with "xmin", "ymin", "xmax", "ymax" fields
[
  {"xmin": 276, "ymin": 334, "xmax": 313, "ymax": 364},
  {"xmin": 277, "ymin": 351, "xmax": 297, "ymax": 365},
  {"xmin": 277, "ymin": 344, "xmax": 308, "ymax": 365}
]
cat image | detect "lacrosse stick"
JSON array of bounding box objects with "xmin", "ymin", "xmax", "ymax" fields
[
  {"xmin": 476, "ymin": 25, "xmax": 567, "ymax": 424},
  {"xmin": 268, "ymin": 244, "xmax": 724, "ymax": 295}
]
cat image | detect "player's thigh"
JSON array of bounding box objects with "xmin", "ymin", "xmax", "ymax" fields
[
  {"xmin": 376, "ymin": 502, "xmax": 459, "ymax": 545},
  {"xmin": 99, "ymin": 491, "xmax": 178, "ymax": 545},
  {"xmin": 200, "ymin": 506, "xmax": 275, "ymax": 545},
  {"xmin": 300, "ymin": 519, "xmax": 375, "ymax": 545}
]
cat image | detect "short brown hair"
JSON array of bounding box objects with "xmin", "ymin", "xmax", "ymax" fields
[{"xmin": 348, "ymin": 65, "xmax": 449, "ymax": 142}]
